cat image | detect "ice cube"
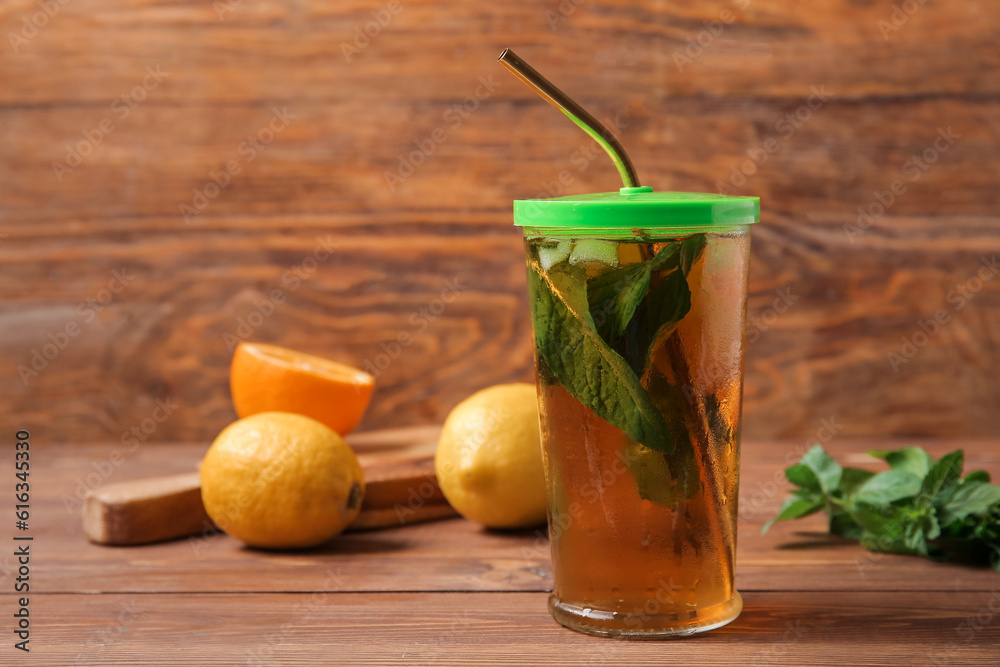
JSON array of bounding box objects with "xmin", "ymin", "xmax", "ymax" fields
[
  {"xmin": 538, "ymin": 241, "xmax": 572, "ymax": 270},
  {"xmin": 568, "ymin": 240, "xmax": 619, "ymax": 267}
]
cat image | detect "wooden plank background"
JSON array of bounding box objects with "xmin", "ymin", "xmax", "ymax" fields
[{"xmin": 0, "ymin": 0, "xmax": 997, "ymax": 442}]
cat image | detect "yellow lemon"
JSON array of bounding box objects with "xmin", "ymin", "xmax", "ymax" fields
[
  {"xmin": 200, "ymin": 412, "xmax": 364, "ymax": 549},
  {"xmin": 434, "ymin": 383, "xmax": 546, "ymax": 529}
]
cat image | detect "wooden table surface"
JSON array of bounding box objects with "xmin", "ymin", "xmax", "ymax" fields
[{"xmin": 11, "ymin": 431, "xmax": 1000, "ymax": 666}]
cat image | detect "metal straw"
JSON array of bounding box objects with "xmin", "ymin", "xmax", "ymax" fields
[{"xmin": 497, "ymin": 49, "xmax": 640, "ymax": 188}]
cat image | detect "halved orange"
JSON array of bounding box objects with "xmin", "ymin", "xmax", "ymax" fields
[{"xmin": 230, "ymin": 342, "xmax": 374, "ymax": 435}]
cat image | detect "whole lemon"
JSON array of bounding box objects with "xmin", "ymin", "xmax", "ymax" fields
[
  {"xmin": 434, "ymin": 383, "xmax": 547, "ymax": 529},
  {"xmin": 200, "ymin": 412, "xmax": 365, "ymax": 549}
]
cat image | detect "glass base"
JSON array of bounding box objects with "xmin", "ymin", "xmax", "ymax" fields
[{"xmin": 548, "ymin": 591, "xmax": 742, "ymax": 638}]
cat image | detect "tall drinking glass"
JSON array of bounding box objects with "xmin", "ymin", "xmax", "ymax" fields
[{"xmin": 517, "ymin": 187, "xmax": 758, "ymax": 637}]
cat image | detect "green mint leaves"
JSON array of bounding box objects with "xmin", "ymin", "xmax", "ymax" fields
[
  {"xmin": 586, "ymin": 262, "xmax": 651, "ymax": 343},
  {"xmin": 636, "ymin": 269, "xmax": 692, "ymax": 373},
  {"xmin": 528, "ymin": 260, "xmax": 674, "ymax": 453},
  {"xmin": 764, "ymin": 445, "xmax": 1000, "ymax": 571},
  {"xmin": 527, "ymin": 235, "xmax": 707, "ymax": 458}
]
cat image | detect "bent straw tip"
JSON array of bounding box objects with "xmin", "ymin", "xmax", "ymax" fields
[
  {"xmin": 494, "ymin": 48, "xmax": 640, "ymax": 188},
  {"xmin": 498, "ymin": 48, "xmax": 519, "ymax": 64}
]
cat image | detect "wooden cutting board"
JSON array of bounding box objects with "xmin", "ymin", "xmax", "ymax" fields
[{"xmin": 84, "ymin": 425, "xmax": 454, "ymax": 546}]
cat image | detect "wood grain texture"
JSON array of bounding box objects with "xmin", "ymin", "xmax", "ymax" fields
[
  {"xmin": 2, "ymin": 100, "xmax": 998, "ymax": 221},
  {"xmin": 25, "ymin": 591, "xmax": 1000, "ymax": 666},
  {"xmin": 83, "ymin": 472, "xmax": 212, "ymax": 545},
  {"xmin": 18, "ymin": 438, "xmax": 1000, "ymax": 595},
  {"xmin": 1, "ymin": 0, "xmax": 998, "ymax": 441},
  {"xmin": 2, "ymin": 214, "xmax": 998, "ymax": 441}
]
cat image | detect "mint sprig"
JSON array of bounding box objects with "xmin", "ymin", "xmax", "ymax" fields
[
  {"xmin": 764, "ymin": 445, "xmax": 1000, "ymax": 571},
  {"xmin": 527, "ymin": 235, "xmax": 711, "ymax": 507},
  {"xmin": 527, "ymin": 260, "xmax": 675, "ymax": 453}
]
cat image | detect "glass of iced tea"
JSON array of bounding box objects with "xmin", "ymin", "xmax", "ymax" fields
[{"xmin": 516, "ymin": 187, "xmax": 758, "ymax": 637}]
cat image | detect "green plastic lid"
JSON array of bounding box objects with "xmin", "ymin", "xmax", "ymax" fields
[{"xmin": 514, "ymin": 187, "xmax": 760, "ymax": 230}]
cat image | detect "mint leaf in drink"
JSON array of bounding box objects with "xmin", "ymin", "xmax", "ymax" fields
[
  {"xmin": 636, "ymin": 372, "xmax": 703, "ymax": 503},
  {"xmin": 637, "ymin": 269, "xmax": 691, "ymax": 366},
  {"xmin": 585, "ymin": 239, "xmax": 696, "ymax": 347},
  {"xmin": 679, "ymin": 234, "xmax": 708, "ymax": 275},
  {"xmin": 587, "ymin": 263, "xmax": 650, "ymax": 343},
  {"xmin": 764, "ymin": 445, "xmax": 1000, "ymax": 570},
  {"xmin": 626, "ymin": 235, "xmax": 709, "ymax": 505},
  {"xmin": 527, "ymin": 259, "xmax": 674, "ymax": 454},
  {"xmin": 631, "ymin": 234, "xmax": 705, "ymax": 376},
  {"xmin": 529, "ymin": 235, "xmax": 711, "ymax": 507},
  {"xmin": 580, "ymin": 237, "xmax": 704, "ymax": 378},
  {"xmin": 649, "ymin": 242, "xmax": 681, "ymax": 272},
  {"xmin": 623, "ymin": 437, "xmax": 700, "ymax": 507}
]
